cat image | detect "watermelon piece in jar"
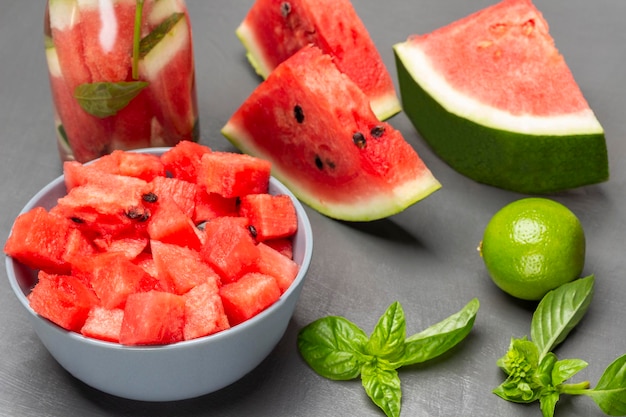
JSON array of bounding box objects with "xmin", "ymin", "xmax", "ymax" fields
[{"xmin": 138, "ymin": 11, "xmax": 198, "ymax": 146}]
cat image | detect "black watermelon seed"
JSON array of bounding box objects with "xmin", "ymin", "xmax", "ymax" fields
[
  {"xmin": 248, "ymin": 225, "xmax": 258, "ymax": 238},
  {"xmin": 314, "ymin": 155, "xmax": 323, "ymax": 170},
  {"xmin": 370, "ymin": 125, "xmax": 385, "ymax": 138},
  {"xmin": 294, "ymin": 105, "xmax": 304, "ymax": 123},
  {"xmin": 70, "ymin": 217, "xmax": 84, "ymax": 224},
  {"xmin": 353, "ymin": 132, "xmax": 366, "ymax": 149},
  {"xmin": 142, "ymin": 192, "xmax": 158, "ymax": 203},
  {"xmin": 281, "ymin": 2, "xmax": 291, "ymax": 17}
]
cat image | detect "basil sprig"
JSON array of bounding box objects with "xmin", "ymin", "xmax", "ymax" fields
[
  {"xmin": 494, "ymin": 275, "xmax": 626, "ymax": 417},
  {"xmin": 298, "ymin": 298, "xmax": 479, "ymax": 417}
]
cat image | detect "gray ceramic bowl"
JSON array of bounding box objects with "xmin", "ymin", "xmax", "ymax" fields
[{"xmin": 5, "ymin": 147, "xmax": 313, "ymax": 402}]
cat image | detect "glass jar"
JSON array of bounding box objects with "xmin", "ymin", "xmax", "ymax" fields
[{"xmin": 44, "ymin": 0, "xmax": 199, "ymax": 163}]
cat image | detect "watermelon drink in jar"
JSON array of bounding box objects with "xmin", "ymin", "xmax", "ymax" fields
[{"xmin": 44, "ymin": 0, "xmax": 199, "ymax": 163}]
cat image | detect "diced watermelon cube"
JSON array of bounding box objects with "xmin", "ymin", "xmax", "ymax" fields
[
  {"xmin": 255, "ymin": 242, "xmax": 300, "ymax": 293},
  {"xmin": 51, "ymin": 175, "xmax": 152, "ymax": 238},
  {"xmin": 263, "ymin": 237, "xmax": 294, "ymax": 259},
  {"xmin": 119, "ymin": 290, "xmax": 186, "ymax": 345},
  {"xmin": 149, "ymin": 176, "xmax": 197, "ymax": 218},
  {"xmin": 200, "ymin": 217, "xmax": 260, "ymax": 283},
  {"xmin": 151, "ymin": 240, "xmax": 221, "ymax": 294},
  {"xmin": 4, "ymin": 207, "xmax": 76, "ymax": 274},
  {"xmin": 160, "ymin": 140, "xmax": 212, "ymax": 182},
  {"xmin": 239, "ymin": 193, "xmax": 298, "ymax": 241},
  {"xmin": 63, "ymin": 227, "xmax": 97, "ymax": 265},
  {"xmin": 197, "ymin": 152, "xmax": 271, "ymax": 198},
  {"xmin": 132, "ymin": 252, "xmax": 159, "ymax": 278},
  {"xmin": 80, "ymin": 306, "xmax": 124, "ymax": 343},
  {"xmin": 193, "ymin": 187, "xmax": 238, "ymax": 223},
  {"xmin": 219, "ymin": 272, "xmax": 281, "ymax": 326},
  {"xmin": 28, "ymin": 271, "xmax": 100, "ymax": 332},
  {"xmin": 92, "ymin": 230, "xmax": 149, "ymax": 259},
  {"xmin": 147, "ymin": 196, "xmax": 203, "ymax": 250},
  {"xmin": 89, "ymin": 150, "xmax": 166, "ymax": 182},
  {"xmin": 75, "ymin": 252, "xmax": 158, "ymax": 309},
  {"xmin": 183, "ymin": 281, "xmax": 230, "ymax": 340}
]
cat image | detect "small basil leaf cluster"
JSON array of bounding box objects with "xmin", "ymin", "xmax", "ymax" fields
[
  {"xmin": 297, "ymin": 298, "xmax": 480, "ymax": 417},
  {"xmin": 494, "ymin": 275, "xmax": 626, "ymax": 417}
]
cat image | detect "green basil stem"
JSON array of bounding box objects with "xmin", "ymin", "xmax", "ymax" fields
[
  {"xmin": 559, "ymin": 381, "xmax": 592, "ymax": 395},
  {"xmin": 132, "ymin": 0, "xmax": 144, "ymax": 80}
]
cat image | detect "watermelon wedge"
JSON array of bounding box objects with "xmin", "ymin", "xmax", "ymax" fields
[
  {"xmin": 222, "ymin": 46, "xmax": 441, "ymax": 222},
  {"xmin": 393, "ymin": 0, "xmax": 608, "ymax": 194},
  {"xmin": 236, "ymin": 0, "xmax": 401, "ymax": 121}
]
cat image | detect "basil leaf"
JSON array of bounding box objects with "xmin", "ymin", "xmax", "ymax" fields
[
  {"xmin": 586, "ymin": 353, "xmax": 626, "ymax": 415},
  {"xmin": 399, "ymin": 298, "xmax": 479, "ymax": 367},
  {"xmin": 297, "ymin": 316, "xmax": 369, "ymax": 380},
  {"xmin": 361, "ymin": 362, "xmax": 402, "ymax": 417},
  {"xmin": 74, "ymin": 81, "xmax": 149, "ymax": 118},
  {"xmin": 530, "ymin": 275, "xmax": 595, "ymax": 360},
  {"xmin": 365, "ymin": 301, "xmax": 406, "ymax": 363},
  {"xmin": 539, "ymin": 391, "xmax": 559, "ymax": 417},
  {"xmin": 551, "ymin": 358, "xmax": 588, "ymax": 386},
  {"xmin": 537, "ymin": 352, "xmax": 558, "ymax": 387}
]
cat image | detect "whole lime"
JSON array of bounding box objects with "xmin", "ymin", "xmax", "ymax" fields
[{"xmin": 479, "ymin": 198, "xmax": 585, "ymax": 301}]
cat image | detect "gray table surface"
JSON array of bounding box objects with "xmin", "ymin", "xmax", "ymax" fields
[{"xmin": 1, "ymin": 1, "xmax": 625, "ymax": 416}]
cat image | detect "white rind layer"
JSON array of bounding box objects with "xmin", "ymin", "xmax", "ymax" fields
[{"xmin": 394, "ymin": 42, "xmax": 604, "ymax": 136}]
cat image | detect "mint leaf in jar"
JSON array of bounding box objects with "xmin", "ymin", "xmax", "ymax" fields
[{"xmin": 74, "ymin": 81, "xmax": 148, "ymax": 118}]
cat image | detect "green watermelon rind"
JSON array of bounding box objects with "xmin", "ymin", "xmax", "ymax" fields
[
  {"xmin": 221, "ymin": 122, "xmax": 442, "ymax": 222},
  {"xmin": 393, "ymin": 42, "xmax": 609, "ymax": 194}
]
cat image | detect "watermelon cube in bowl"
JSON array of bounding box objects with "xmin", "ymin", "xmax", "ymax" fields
[{"xmin": 4, "ymin": 147, "xmax": 313, "ymax": 402}]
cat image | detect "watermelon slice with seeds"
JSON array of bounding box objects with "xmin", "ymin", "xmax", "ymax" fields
[
  {"xmin": 393, "ymin": 0, "xmax": 608, "ymax": 193},
  {"xmin": 236, "ymin": 0, "xmax": 400, "ymax": 120},
  {"xmin": 222, "ymin": 45, "xmax": 441, "ymax": 222}
]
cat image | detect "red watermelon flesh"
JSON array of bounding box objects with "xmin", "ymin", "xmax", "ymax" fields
[
  {"xmin": 200, "ymin": 217, "xmax": 259, "ymax": 284},
  {"xmin": 8, "ymin": 144, "xmax": 301, "ymax": 345},
  {"xmin": 119, "ymin": 290, "xmax": 186, "ymax": 345},
  {"xmin": 183, "ymin": 281, "xmax": 230, "ymax": 340},
  {"xmin": 151, "ymin": 240, "xmax": 221, "ymax": 295},
  {"xmin": 237, "ymin": 0, "xmax": 400, "ymax": 120},
  {"xmin": 239, "ymin": 194, "xmax": 298, "ymax": 241},
  {"xmin": 222, "ymin": 45, "xmax": 441, "ymax": 221},
  {"xmin": 28, "ymin": 271, "xmax": 100, "ymax": 332},
  {"xmin": 219, "ymin": 272, "xmax": 281, "ymax": 326},
  {"xmin": 4, "ymin": 207, "xmax": 76, "ymax": 274},
  {"xmin": 410, "ymin": 0, "xmax": 589, "ymax": 116},
  {"xmin": 81, "ymin": 306, "xmax": 124, "ymax": 343},
  {"xmin": 138, "ymin": 13, "xmax": 198, "ymax": 146},
  {"xmin": 255, "ymin": 243, "xmax": 299, "ymax": 293},
  {"xmin": 161, "ymin": 140, "xmax": 213, "ymax": 183},
  {"xmin": 198, "ymin": 152, "xmax": 272, "ymax": 199},
  {"xmin": 75, "ymin": 0, "xmax": 136, "ymax": 82}
]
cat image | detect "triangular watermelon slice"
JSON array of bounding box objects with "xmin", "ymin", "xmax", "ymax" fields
[
  {"xmin": 222, "ymin": 45, "xmax": 441, "ymax": 222},
  {"xmin": 393, "ymin": 0, "xmax": 608, "ymax": 193},
  {"xmin": 235, "ymin": 0, "xmax": 401, "ymax": 121}
]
